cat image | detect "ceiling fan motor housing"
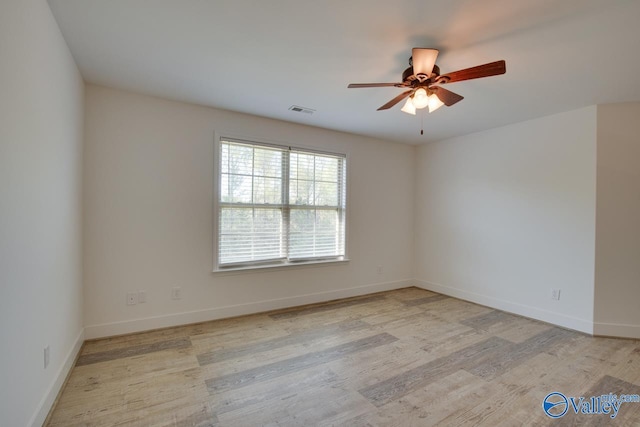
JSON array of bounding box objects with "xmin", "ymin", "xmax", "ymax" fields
[{"xmin": 402, "ymin": 64, "xmax": 441, "ymax": 86}]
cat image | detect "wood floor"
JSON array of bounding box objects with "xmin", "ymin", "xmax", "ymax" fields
[{"xmin": 47, "ymin": 288, "xmax": 640, "ymax": 426}]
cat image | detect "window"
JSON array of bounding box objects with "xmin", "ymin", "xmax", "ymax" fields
[{"xmin": 215, "ymin": 137, "xmax": 347, "ymax": 270}]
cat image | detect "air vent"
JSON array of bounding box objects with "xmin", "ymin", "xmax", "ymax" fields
[{"xmin": 288, "ymin": 105, "xmax": 315, "ymax": 115}]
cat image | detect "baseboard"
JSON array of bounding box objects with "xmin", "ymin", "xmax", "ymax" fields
[
  {"xmin": 84, "ymin": 279, "xmax": 414, "ymax": 339},
  {"xmin": 593, "ymin": 321, "xmax": 640, "ymax": 339},
  {"xmin": 29, "ymin": 328, "xmax": 84, "ymax": 427},
  {"xmin": 415, "ymin": 279, "xmax": 594, "ymax": 335}
]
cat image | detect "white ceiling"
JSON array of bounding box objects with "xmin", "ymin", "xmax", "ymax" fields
[{"xmin": 48, "ymin": 0, "xmax": 640, "ymax": 144}]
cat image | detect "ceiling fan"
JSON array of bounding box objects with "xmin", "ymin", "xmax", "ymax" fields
[{"xmin": 348, "ymin": 48, "xmax": 506, "ymax": 115}]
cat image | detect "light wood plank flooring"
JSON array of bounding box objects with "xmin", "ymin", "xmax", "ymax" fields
[{"xmin": 46, "ymin": 288, "xmax": 640, "ymax": 426}]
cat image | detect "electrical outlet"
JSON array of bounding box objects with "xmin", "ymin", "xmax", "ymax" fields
[
  {"xmin": 171, "ymin": 287, "xmax": 181, "ymax": 300},
  {"xmin": 376, "ymin": 266, "xmax": 383, "ymax": 275},
  {"xmin": 138, "ymin": 290, "xmax": 147, "ymax": 303},
  {"xmin": 126, "ymin": 292, "xmax": 138, "ymax": 305},
  {"xmin": 551, "ymin": 288, "xmax": 561, "ymax": 301},
  {"xmin": 44, "ymin": 345, "xmax": 50, "ymax": 369}
]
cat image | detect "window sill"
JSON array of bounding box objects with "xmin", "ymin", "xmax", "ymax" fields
[{"xmin": 212, "ymin": 258, "xmax": 350, "ymax": 276}]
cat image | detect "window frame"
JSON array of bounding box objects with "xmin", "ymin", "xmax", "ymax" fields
[{"xmin": 212, "ymin": 132, "xmax": 349, "ymax": 273}]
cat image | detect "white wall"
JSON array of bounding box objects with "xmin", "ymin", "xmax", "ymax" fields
[
  {"xmin": 594, "ymin": 103, "xmax": 640, "ymax": 338},
  {"xmin": 0, "ymin": 1, "xmax": 84, "ymax": 426},
  {"xmin": 414, "ymin": 107, "xmax": 597, "ymax": 333},
  {"xmin": 83, "ymin": 85, "xmax": 415, "ymax": 338}
]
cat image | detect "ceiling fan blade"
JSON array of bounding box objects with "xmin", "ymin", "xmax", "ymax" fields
[
  {"xmin": 412, "ymin": 48, "xmax": 439, "ymax": 78},
  {"xmin": 377, "ymin": 90, "xmax": 413, "ymax": 111},
  {"xmin": 431, "ymin": 86, "xmax": 464, "ymax": 106},
  {"xmin": 348, "ymin": 83, "xmax": 405, "ymax": 88},
  {"xmin": 438, "ymin": 60, "xmax": 506, "ymax": 84}
]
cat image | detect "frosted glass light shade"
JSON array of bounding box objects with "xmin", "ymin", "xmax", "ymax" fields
[
  {"xmin": 401, "ymin": 98, "xmax": 416, "ymax": 115},
  {"xmin": 412, "ymin": 48, "xmax": 439, "ymax": 78},
  {"xmin": 428, "ymin": 94, "xmax": 444, "ymax": 113},
  {"xmin": 412, "ymin": 88, "xmax": 429, "ymax": 109}
]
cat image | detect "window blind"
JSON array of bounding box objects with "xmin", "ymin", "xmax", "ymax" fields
[{"xmin": 218, "ymin": 139, "xmax": 346, "ymax": 268}]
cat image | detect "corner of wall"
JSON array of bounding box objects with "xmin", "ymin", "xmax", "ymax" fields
[
  {"xmin": 29, "ymin": 329, "xmax": 85, "ymax": 427},
  {"xmin": 593, "ymin": 102, "xmax": 640, "ymax": 339},
  {"xmin": 412, "ymin": 107, "xmax": 598, "ymax": 336}
]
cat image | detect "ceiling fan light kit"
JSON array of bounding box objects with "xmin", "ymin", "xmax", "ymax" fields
[
  {"xmin": 348, "ymin": 47, "xmax": 506, "ymax": 121},
  {"xmin": 400, "ymin": 87, "xmax": 447, "ymax": 116},
  {"xmin": 398, "ymin": 88, "xmax": 444, "ymax": 116}
]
